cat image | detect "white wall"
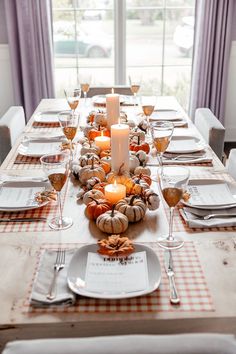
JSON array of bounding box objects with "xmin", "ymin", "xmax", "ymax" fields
[
  {"xmin": 225, "ymin": 41, "xmax": 236, "ymax": 141},
  {"xmin": 0, "ymin": 44, "xmax": 14, "ymax": 116}
]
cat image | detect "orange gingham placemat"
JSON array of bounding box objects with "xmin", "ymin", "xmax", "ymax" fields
[
  {"xmin": 23, "ymin": 242, "xmax": 214, "ymax": 314},
  {"xmin": 0, "ymin": 180, "xmax": 69, "ymax": 233}
]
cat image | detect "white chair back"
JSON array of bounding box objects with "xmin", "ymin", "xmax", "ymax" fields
[
  {"xmin": 87, "ymin": 86, "xmax": 132, "ymax": 97},
  {"xmin": 2, "ymin": 334, "xmax": 236, "ymax": 354},
  {"xmin": 227, "ymin": 148, "xmax": 236, "ymax": 180},
  {"xmin": 0, "ymin": 106, "xmax": 25, "ymax": 163},
  {"xmin": 195, "ymin": 108, "xmax": 225, "ymax": 160}
]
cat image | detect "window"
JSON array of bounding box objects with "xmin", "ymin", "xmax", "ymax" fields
[{"xmin": 52, "ymin": 0, "xmax": 195, "ymax": 109}]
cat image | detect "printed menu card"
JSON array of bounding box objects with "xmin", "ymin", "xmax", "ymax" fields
[
  {"xmin": 0, "ymin": 186, "xmax": 44, "ymax": 208},
  {"xmin": 188, "ymin": 183, "xmax": 236, "ymax": 206},
  {"xmin": 85, "ymin": 251, "xmax": 149, "ymax": 293}
]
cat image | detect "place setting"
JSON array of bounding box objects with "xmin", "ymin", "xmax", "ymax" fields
[
  {"xmin": 27, "ymin": 235, "xmax": 213, "ymax": 314},
  {"xmin": 179, "ymin": 178, "xmax": 236, "ymax": 228},
  {"xmin": 147, "ymin": 124, "xmax": 213, "ymax": 167}
]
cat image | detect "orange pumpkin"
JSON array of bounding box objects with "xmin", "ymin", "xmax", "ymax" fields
[
  {"xmin": 93, "ymin": 182, "xmax": 109, "ymax": 194},
  {"xmin": 98, "ymin": 160, "xmax": 111, "ymax": 174},
  {"xmin": 100, "ymin": 149, "xmax": 111, "ymax": 158},
  {"xmin": 129, "ymin": 136, "xmax": 150, "ymax": 154},
  {"xmin": 85, "ymin": 198, "xmax": 112, "ymax": 220},
  {"xmin": 132, "ymin": 173, "xmax": 152, "ymax": 186},
  {"xmin": 88, "ymin": 126, "xmax": 110, "ymax": 141}
]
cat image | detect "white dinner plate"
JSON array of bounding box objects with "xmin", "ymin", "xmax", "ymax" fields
[
  {"xmin": 150, "ymin": 109, "xmax": 183, "ymax": 121},
  {"xmin": 67, "ymin": 244, "xmax": 161, "ymax": 299},
  {"xmin": 18, "ymin": 138, "xmax": 62, "ymax": 157},
  {"xmin": 183, "ymin": 179, "xmax": 236, "ymax": 210},
  {"xmin": 34, "ymin": 111, "xmax": 61, "ymax": 123},
  {"xmin": 0, "ymin": 181, "xmax": 50, "ymax": 211},
  {"xmin": 166, "ymin": 135, "xmax": 205, "ymax": 153},
  {"xmin": 92, "ymin": 95, "xmax": 126, "ymax": 106}
]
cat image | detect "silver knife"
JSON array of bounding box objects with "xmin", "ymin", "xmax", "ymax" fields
[
  {"xmin": 164, "ymin": 250, "xmax": 180, "ymax": 304},
  {"xmin": 0, "ymin": 217, "xmax": 47, "ymax": 222}
]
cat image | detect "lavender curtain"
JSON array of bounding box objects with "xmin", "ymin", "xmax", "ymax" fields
[
  {"xmin": 5, "ymin": 0, "xmax": 55, "ymax": 120},
  {"xmin": 189, "ymin": 0, "xmax": 234, "ymax": 123}
]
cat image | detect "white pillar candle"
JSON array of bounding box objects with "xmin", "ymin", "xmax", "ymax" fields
[
  {"xmin": 105, "ymin": 182, "xmax": 126, "ymax": 204},
  {"xmin": 94, "ymin": 135, "xmax": 111, "ymax": 151},
  {"xmin": 106, "ymin": 90, "xmax": 120, "ymax": 129},
  {"xmin": 111, "ymin": 123, "xmax": 130, "ymax": 172}
]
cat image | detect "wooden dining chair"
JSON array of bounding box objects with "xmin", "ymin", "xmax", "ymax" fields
[
  {"xmin": 194, "ymin": 108, "xmax": 225, "ymax": 161},
  {"xmin": 0, "ymin": 106, "xmax": 25, "ymax": 164},
  {"xmin": 87, "ymin": 86, "xmax": 132, "ymax": 97},
  {"xmin": 3, "ymin": 334, "xmax": 236, "ymax": 354}
]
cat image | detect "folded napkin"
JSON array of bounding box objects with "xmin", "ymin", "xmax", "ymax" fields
[
  {"xmin": 30, "ymin": 249, "xmax": 76, "ymax": 307},
  {"xmin": 147, "ymin": 150, "xmax": 212, "ymax": 166},
  {"xmin": 180, "ymin": 206, "xmax": 236, "ymax": 228}
]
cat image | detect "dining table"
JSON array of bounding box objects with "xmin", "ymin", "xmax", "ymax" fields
[{"xmin": 0, "ymin": 96, "xmax": 236, "ymax": 352}]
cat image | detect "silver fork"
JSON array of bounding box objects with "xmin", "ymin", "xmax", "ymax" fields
[{"xmin": 47, "ymin": 249, "xmax": 65, "ymax": 301}]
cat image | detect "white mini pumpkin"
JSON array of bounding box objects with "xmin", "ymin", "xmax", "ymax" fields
[
  {"xmin": 96, "ymin": 208, "xmax": 129, "ymax": 234},
  {"xmin": 115, "ymin": 195, "xmax": 147, "ymax": 222},
  {"xmin": 83, "ymin": 189, "xmax": 105, "ymax": 205}
]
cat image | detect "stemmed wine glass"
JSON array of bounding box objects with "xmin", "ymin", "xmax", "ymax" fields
[
  {"xmin": 40, "ymin": 151, "xmax": 72, "ymax": 230},
  {"xmin": 151, "ymin": 121, "xmax": 174, "ymax": 175},
  {"xmin": 141, "ymin": 95, "xmax": 157, "ymax": 143},
  {"xmin": 58, "ymin": 111, "xmax": 79, "ymax": 161},
  {"xmin": 129, "ymin": 75, "xmax": 141, "ymax": 106},
  {"xmin": 80, "ymin": 75, "xmax": 91, "ymax": 105},
  {"xmin": 158, "ymin": 166, "xmax": 190, "ymax": 250},
  {"xmin": 64, "ymin": 87, "xmax": 81, "ymax": 115}
]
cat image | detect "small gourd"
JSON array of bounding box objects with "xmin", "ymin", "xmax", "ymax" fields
[
  {"xmin": 94, "ymin": 112, "xmax": 107, "ymax": 127},
  {"xmin": 80, "ymin": 141, "xmax": 100, "ymax": 156},
  {"xmin": 106, "ymin": 163, "xmax": 131, "ymax": 185},
  {"xmin": 115, "ymin": 195, "xmax": 147, "ymax": 223},
  {"xmin": 134, "ymin": 165, "xmax": 151, "ymax": 176},
  {"xmin": 86, "ymin": 177, "xmax": 101, "ymax": 190},
  {"xmin": 83, "ymin": 190, "xmax": 105, "ymax": 205},
  {"xmin": 86, "ymin": 198, "xmax": 112, "ymax": 220},
  {"xmin": 130, "ymin": 135, "xmax": 150, "ymax": 154},
  {"xmin": 101, "ymin": 155, "xmax": 112, "ymax": 166},
  {"xmin": 79, "ymin": 157, "xmax": 106, "ymax": 185},
  {"xmin": 96, "ymin": 207, "xmax": 129, "ymax": 234},
  {"xmin": 79, "ymin": 153, "xmax": 99, "ymax": 167},
  {"xmin": 129, "ymin": 153, "xmax": 140, "ymax": 173},
  {"xmin": 132, "ymin": 173, "xmax": 152, "ymax": 187},
  {"xmin": 135, "ymin": 150, "xmax": 148, "ymax": 165},
  {"xmin": 142, "ymin": 189, "xmax": 160, "ymax": 211}
]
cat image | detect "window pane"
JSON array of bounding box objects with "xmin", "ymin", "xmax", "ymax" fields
[
  {"xmin": 163, "ymin": 66, "xmax": 192, "ymax": 110},
  {"xmin": 52, "ymin": 1, "xmax": 114, "ymax": 96},
  {"xmin": 165, "ymin": 8, "xmax": 194, "ymax": 65},
  {"xmin": 127, "ymin": 67, "xmax": 162, "ymax": 95}
]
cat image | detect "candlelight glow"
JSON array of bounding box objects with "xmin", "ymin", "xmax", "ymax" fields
[
  {"xmin": 111, "ymin": 88, "xmax": 114, "ymax": 94},
  {"xmin": 101, "ymin": 130, "xmax": 104, "ymax": 137}
]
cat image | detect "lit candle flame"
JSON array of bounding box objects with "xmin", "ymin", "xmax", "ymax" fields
[
  {"xmin": 114, "ymin": 179, "xmax": 117, "ymax": 187},
  {"xmin": 111, "ymin": 88, "xmax": 114, "ymax": 94},
  {"xmin": 118, "ymin": 117, "xmax": 121, "ymax": 125},
  {"xmin": 101, "ymin": 130, "xmax": 104, "ymax": 137}
]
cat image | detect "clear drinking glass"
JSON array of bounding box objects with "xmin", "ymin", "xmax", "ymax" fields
[
  {"xmin": 141, "ymin": 95, "xmax": 157, "ymax": 143},
  {"xmin": 151, "ymin": 121, "xmax": 174, "ymax": 175},
  {"xmin": 40, "ymin": 152, "xmax": 72, "ymax": 230},
  {"xmin": 64, "ymin": 87, "xmax": 81, "ymax": 115},
  {"xmin": 58, "ymin": 111, "xmax": 79, "ymax": 161},
  {"xmin": 158, "ymin": 166, "xmax": 190, "ymax": 250}
]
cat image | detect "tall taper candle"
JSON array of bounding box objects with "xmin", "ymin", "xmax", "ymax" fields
[
  {"xmin": 106, "ymin": 91, "xmax": 120, "ymax": 129},
  {"xmin": 111, "ymin": 123, "xmax": 130, "ymax": 172}
]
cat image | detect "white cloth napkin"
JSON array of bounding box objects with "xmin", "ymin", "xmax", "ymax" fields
[
  {"xmin": 180, "ymin": 206, "xmax": 236, "ymax": 228},
  {"xmin": 147, "ymin": 150, "xmax": 212, "ymax": 165},
  {"xmin": 30, "ymin": 249, "xmax": 76, "ymax": 307}
]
